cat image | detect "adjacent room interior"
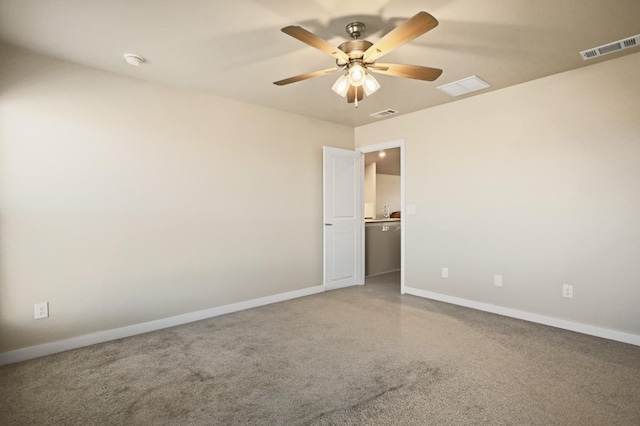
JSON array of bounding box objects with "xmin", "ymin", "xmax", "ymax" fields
[{"xmin": 364, "ymin": 148, "xmax": 401, "ymax": 282}]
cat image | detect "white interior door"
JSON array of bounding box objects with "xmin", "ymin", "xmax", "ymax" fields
[{"xmin": 323, "ymin": 146, "xmax": 364, "ymax": 289}]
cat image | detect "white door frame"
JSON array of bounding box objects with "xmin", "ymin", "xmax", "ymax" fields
[{"xmin": 357, "ymin": 139, "xmax": 406, "ymax": 294}]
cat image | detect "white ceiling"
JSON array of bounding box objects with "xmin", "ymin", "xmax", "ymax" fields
[{"xmin": 1, "ymin": 0, "xmax": 639, "ymax": 127}]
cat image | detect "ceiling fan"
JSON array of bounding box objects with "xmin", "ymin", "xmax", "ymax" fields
[{"xmin": 274, "ymin": 11, "xmax": 443, "ymax": 105}]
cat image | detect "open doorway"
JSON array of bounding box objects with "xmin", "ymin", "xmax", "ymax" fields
[{"xmin": 357, "ymin": 140, "xmax": 405, "ymax": 293}]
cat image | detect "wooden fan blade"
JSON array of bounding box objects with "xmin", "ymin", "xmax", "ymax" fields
[
  {"xmin": 282, "ymin": 26, "xmax": 350, "ymax": 62},
  {"xmin": 363, "ymin": 11, "xmax": 438, "ymax": 63},
  {"xmin": 369, "ymin": 63, "xmax": 443, "ymax": 81},
  {"xmin": 347, "ymin": 85, "xmax": 355, "ymax": 103},
  {"xmin": 346, "ymin": 85, "xmax": 364, "ymax": 103},
  {"xmin": 273, "ymin": 67, "xmax": 339, "ymax": 86}
]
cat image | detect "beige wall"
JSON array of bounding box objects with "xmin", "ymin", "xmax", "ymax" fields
[
  {"xmin": 356, "ymin": 52, "xmax": 640, "ymax": 335},
  {"xmin": 376, "ymin": 174, "xmax": 400, "ymax": 217},
  {"xmin": 2, "ymin": 43, "xmax": 638, "ymax": 354},
  {"xmin": 0, "ymin": 45, "xmax": 353, "ymax": 352},
  {"xmin": 364, "ymin": 162, "xmax": 376, "ymax": 218}
]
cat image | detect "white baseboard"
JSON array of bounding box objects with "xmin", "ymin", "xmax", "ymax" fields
[
  {"xmin": 0, "ymin": 285, "xmax": 325, "ymax": 366},
  {"xmin": 4, "ymin": 284, "xmax": 636, "ymax": 366},
  {"xmin": 404, "ymin": 286, "xmax": 640, "ymax": 347}
]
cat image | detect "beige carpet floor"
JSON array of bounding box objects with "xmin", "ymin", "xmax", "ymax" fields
[{"xmin": 1, "ymin": 272, "xmax": 639, "ymax": 425}]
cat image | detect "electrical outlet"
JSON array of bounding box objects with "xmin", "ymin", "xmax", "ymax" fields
[
  {"xmin": 562, "ymin": 284, "xmax": 573, "ymax": 299},
  {"xmin": 34, "ymin": 302, "xmax": 49, "ymax": 319},
  {"xmin": 494, "ymin": 274, "xmax": 503, "ymax": 287},
  {"xmin": 441, "ymin": 267, "xmax": 449, "ymax": 278}
]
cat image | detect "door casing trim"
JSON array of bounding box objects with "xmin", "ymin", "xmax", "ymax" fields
[{"xmin": 357, "ymin": 139, "xmax": 406, "ymax": 294}]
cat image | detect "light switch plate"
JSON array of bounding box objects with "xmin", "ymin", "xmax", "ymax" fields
[{"xmin": 494, "ymin": 274, "xmax": 503, "ymax": 287}]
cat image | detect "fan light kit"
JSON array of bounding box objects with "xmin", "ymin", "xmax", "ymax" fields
[{"xmin": 274, "ymin": 12, "xmax": 443, "ymax": 107}]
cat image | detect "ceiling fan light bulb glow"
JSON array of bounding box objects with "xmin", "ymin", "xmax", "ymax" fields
[
  {"xmin": 348, "ymin": 64, "xmax": 366, "ymax": 87},
  {"xmin": 331, "ymin": 75, "xmax": 350, "ymax": 97},
  {"xmin": 363, "ymin": 74, "xmax": 380, "ymax": 96}
]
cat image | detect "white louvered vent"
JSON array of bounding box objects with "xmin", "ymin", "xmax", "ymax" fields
[
  {"xmin": 437, "ymin": 75, "xmax": 490, "ymax": 97},
  {"xmin": 370, "ymin": 109, "xmax": 398, "ymax": 118},
  {"xmin": 580, "ymin": 35, "xmax": 639, "ymax": 60}
]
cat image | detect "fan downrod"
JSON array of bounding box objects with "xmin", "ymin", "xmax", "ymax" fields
[
  {"xmin": 345, "ymin": 21, "xmax": 366, "ymax": 39},
  {"xmin": 337, "ymin": 22, "xmax": 373, "ymax": 65}
]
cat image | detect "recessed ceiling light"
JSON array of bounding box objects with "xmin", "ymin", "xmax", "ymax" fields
[
  {"xmin": 379, "ymin": 151, "xmax": 386, "ymax": 158},
  {"xmin": 123, "ymin": 53, "xmax": 145, "ymax": 66}
]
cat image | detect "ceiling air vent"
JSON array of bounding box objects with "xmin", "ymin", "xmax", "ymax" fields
[
  {"xmin": 437, "ymin": 75, "xmax": 490, "ymax": 97},
  {"xmin": 370, "ymin": 109, "xmax": 398, "ymax": 119},
  {"xmin": 580, "ymin": 35, "xmax": 640, "ymax": 60}
]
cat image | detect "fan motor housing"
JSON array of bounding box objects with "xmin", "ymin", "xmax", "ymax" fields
[{"xmin": 337, "ymin": 39, "xmax": 373, "ymax": 64}]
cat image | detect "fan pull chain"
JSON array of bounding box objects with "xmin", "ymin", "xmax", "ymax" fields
[{"xmin": 355, "ymin": 86, "xmax": 358, "ymax": 108}]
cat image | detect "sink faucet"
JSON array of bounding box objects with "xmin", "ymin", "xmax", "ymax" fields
[{"xmin": 383, "ymin": 204, "xmax": 390, "ymax": 219}]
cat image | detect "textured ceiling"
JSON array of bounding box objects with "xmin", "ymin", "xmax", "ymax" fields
[{"xmin": 1, "ymin": 0, "xmax": 639, "ymax": 127}]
